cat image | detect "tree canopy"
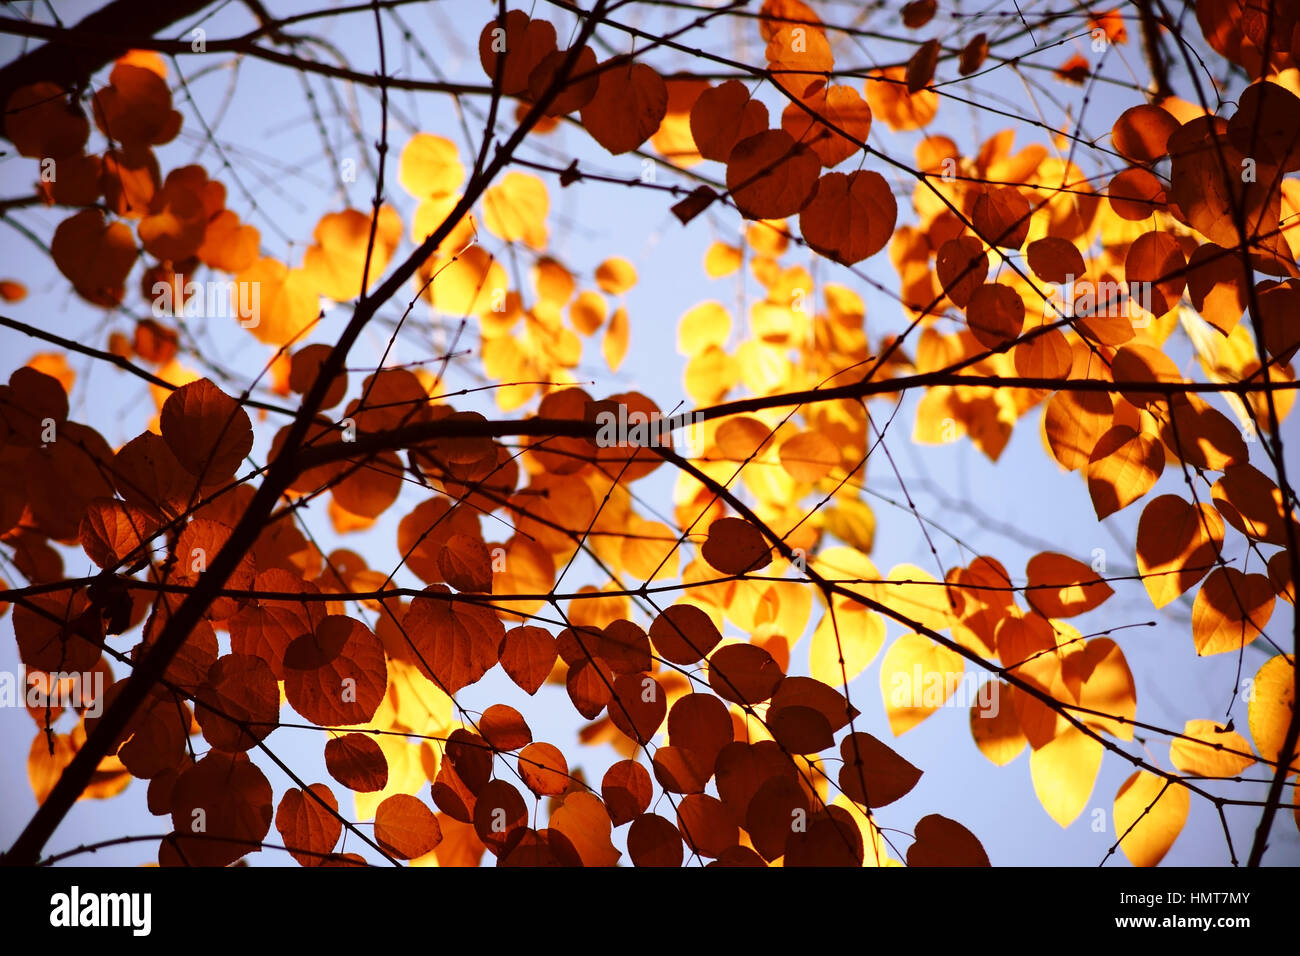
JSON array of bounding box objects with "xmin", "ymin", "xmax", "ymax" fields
[{"xmin": 0, "ymin": 0, "xmax": 1297, "ymax": 868}]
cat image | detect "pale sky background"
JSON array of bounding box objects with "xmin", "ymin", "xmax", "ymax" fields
[{"xmin": 1, "ymin": 0, "xmax": 1297, "ymax": 867}]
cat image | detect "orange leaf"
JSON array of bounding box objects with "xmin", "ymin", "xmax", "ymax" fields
[
  {"xmin": 902, "ymin": 0, "xmax": 937, "ymax": 29},
  {"xmin": 602, "ymin": 760, "xmax": 652, "ymax": 825},
  {"xmin": 778, "ymin": 430, "xmax": 838, "ymax": 482},
  {"xmin": 905, "ymin": 38, "xmax": 940, "ymax": 93},
  {"xmin": 474, "ymin": 780, "xmax": 531, "ymax": 855},
  {"xmin": 1125, "ymin": 231, "xmax": 1186, "ymax": 316},
  {"xmin": 1191, "ymin": 567, "xmax": 1274, "ymax": 655},
  {"xmin": 965, "ymin": 282, "xmax": 1025, "ymax": 349},
  {"xmin": 1025, "ymin": 551, "xmax": 1113, "ymax": 618},
  {"xmin": 324, "ymin": 733, "xmax": 388, "ymax": 792},
  {"xmin": 838, "ymin": 731, "xmax": 922, "ymax": 807},
  {"xmin": 1085, "ymin": 426, "xmax": 1164, "ymax": 519},
  {"xmin": 765, "ymin": 23, "xmax": 833, "ymax": 98},
  {"xmin": 865, "ymin": 66, "xmax": 938, "ymax": 131},
  {"xmin": 499, "ymin": 625, "xmax": 557, "ymax": 695},
  {"xmin": 726, "ymin": 130, "xmax": 820, "ymax": 220},
  {"xmin": 1108, "ymin": 167, "xmax": 1167, "ymax": 221},
  {"xmin": 707, "ymin": 643, "xmax": 785, "ymax": 704},
  {"xmin": 1136, "ymin": 495, "xmax": 1225, "ymax": 608},
  {"xmin": 1112, "ymin": 104, "xmax": 1179, "ymax": 163},
  {"xmin": 1026, "ymin": 237, "xmax": 1085, "ymax": 285},
  {"xmin": 701, "ymin": 516, "xmax": 772, "ymax": 575},
  {"xmin": 970, "ymin": 682, "xmax": 1026, "ymax": 766},
  {"xmin": 1044, "ymin": 389, "xmax": 1114, "ymax": 471},
  {"xmin": 936, "ymin": 235, "xmax": 989, "ymax": 308},
  {"xmin": 159, "ymin": 378, "xmax": 253, "ymax": 485},
  {"xmin": 375, "ymin": 793, "xmax": 443, "ymax": 859},
  {"xmin": 780, "ymin": 83, "xmax": 872, "ymax": 167},
  {"xmin": 275, "ymin": 784, "xmax": 342, "ymax": 866},
  {"xmin": 607, "ymin": 672, "xmax": 667, "ymax": 743},
  {"xmin": 195, "ymin": 653, "xmax": 279, "ymax": 752},
  {"xmin": 676, "ymin": 793, "xmax": 737, "ymax": 858},
  {"xmin": 799, "ymin": 170, "xmax": 897, "ymax": 265},
  {"xmin": 972, "ymin": 186, "xmax": 1031, "ymax": 249},
  {"xmin": 168, "ymin": 751, "xmax": 273, "ymax": 867},
  {"xmin": 650, "ymin": 604, "xmax": 722, "ymax": 665},
  {"xmin": 689, "ymin": 80, "xmax": 768, "ymax": 163},
  {"xmin": 403, "ymin": 585, "xmax": 503, "ymax": 694},
  {"xmin": 959, "ymin": 34, "xmax": 989, "ymax": 75},
  {"xmin": 477, "ymin": 11, "xmax": 557, "ymax": 96},
  {"xmin": 4, "ymin": 82, "xmax": 89, "ymax": 158},
  {"xmin": 519, "ymin": 742, "xmax": 570, "ymax": 796},
  {"xmin": 1211, "ymin": 464, "xmax": 1291, "ymax": 545},
  {"xmin": 51, "ymin": 209, "xmax": 136, "ymax": 307},
  {"xmin": 438, "ymin": 534, "xmax": 494, "ymax": 593},
  {"xmin": 627, "ymin": 812, "xmax": 682, "ymax": 866},
  {"xmin": 907, "ymin": 813, "xmax": 990, "ymax": 866},
  {"xmin": 283, "ymin": 615, "xmax": 387, "ymax": 725},
  {"xmin": 580, "ymin": 61, "xmax": 667, "ymax": 155}
]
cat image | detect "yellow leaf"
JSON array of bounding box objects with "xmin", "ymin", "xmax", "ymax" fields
[
  {"xmin": 970, "ymin": 681, "xmax": 1025, "ymax": 765},
  {"xmin": 678, "ymin": 301, "xmax": 731, "ymax": 354},
  {"xmin": 735, "ymin": 340, "xmax": 791, "ymax": 394},
  {"xmin": 684, "ymin": 346, "xmax": 739, "ymax": 404},
  {"xmin": 778, "ymin": 430, "xmax": 839, "ymax": 482},
  {"xmin": 1249, "ymin": 654, "xmax": 1297, "ymax": 767},
  {"xmin": 704, "ymin": 242, "xmax": 742, "ymax": 277},
  {"xmin": 865, "ymin": 564, "xmax": 955, "ymax": 633},
  {"xmin": 1113, "ymin": 770, "xmax": 1189, "ymax": 866},
  {"xmin": 235, "ymin": 257, "xmax": 318, "ymax": 347},
  {"xmin": 754, "ymin": 578, "xmax": 812, "ymax": 642},
  {"xmin": 481, "ymin": 172, "xmax": 548, "ymax": 248},
  {"xmin": 430, "ymin": 246, "xmax": 507, "ymax": 318},
  {"xmin": 569, "ymin": 290, "xmax": 607, "ymax": 335},
  {"xmin": 1030, "ymin": 724, "xmax": 1102, "ymax": 826},
  {"xmin": 302, "ymin": 207, "xmax": 402, "ymax": 302},
  {"xmin": 595, "ymin": 257, "xmax": 637, "ymax": 294},
  {"xmin": 1170, "ymin": 720, "xmax": 1255, "ymax": 777},
  {"xmin": 820, "ymin": 498, "xmax": 876, "ymax": 554},
  {"xmin": 603, "ymin": 306, "xmax": 629, "ymax": 372},
  {"xmin": 809, "ymin": 545, "xmax": 879, "ymax": 602},
  {"xmin": 1060, "ymin": 637, "xmax": 1136, "ymax": 741},
  {"xmin": 398, "ymin": 133, "xmax": 464, "ymax": 198},
  {"xmin": 532, "ymin": 257, "xmax": 574, "ymax": 305},
  {"xmin": 879, "ymin": 632, "xmax": 965, "ymax": 735},
  {"xmin": 810, "ymin": 601, "xmax": 884, "ymax": 685}
]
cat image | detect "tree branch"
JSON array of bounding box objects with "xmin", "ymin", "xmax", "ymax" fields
[{"xmin": 0, "ymin": 1, "xmax": 214, "ymax": 107}]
